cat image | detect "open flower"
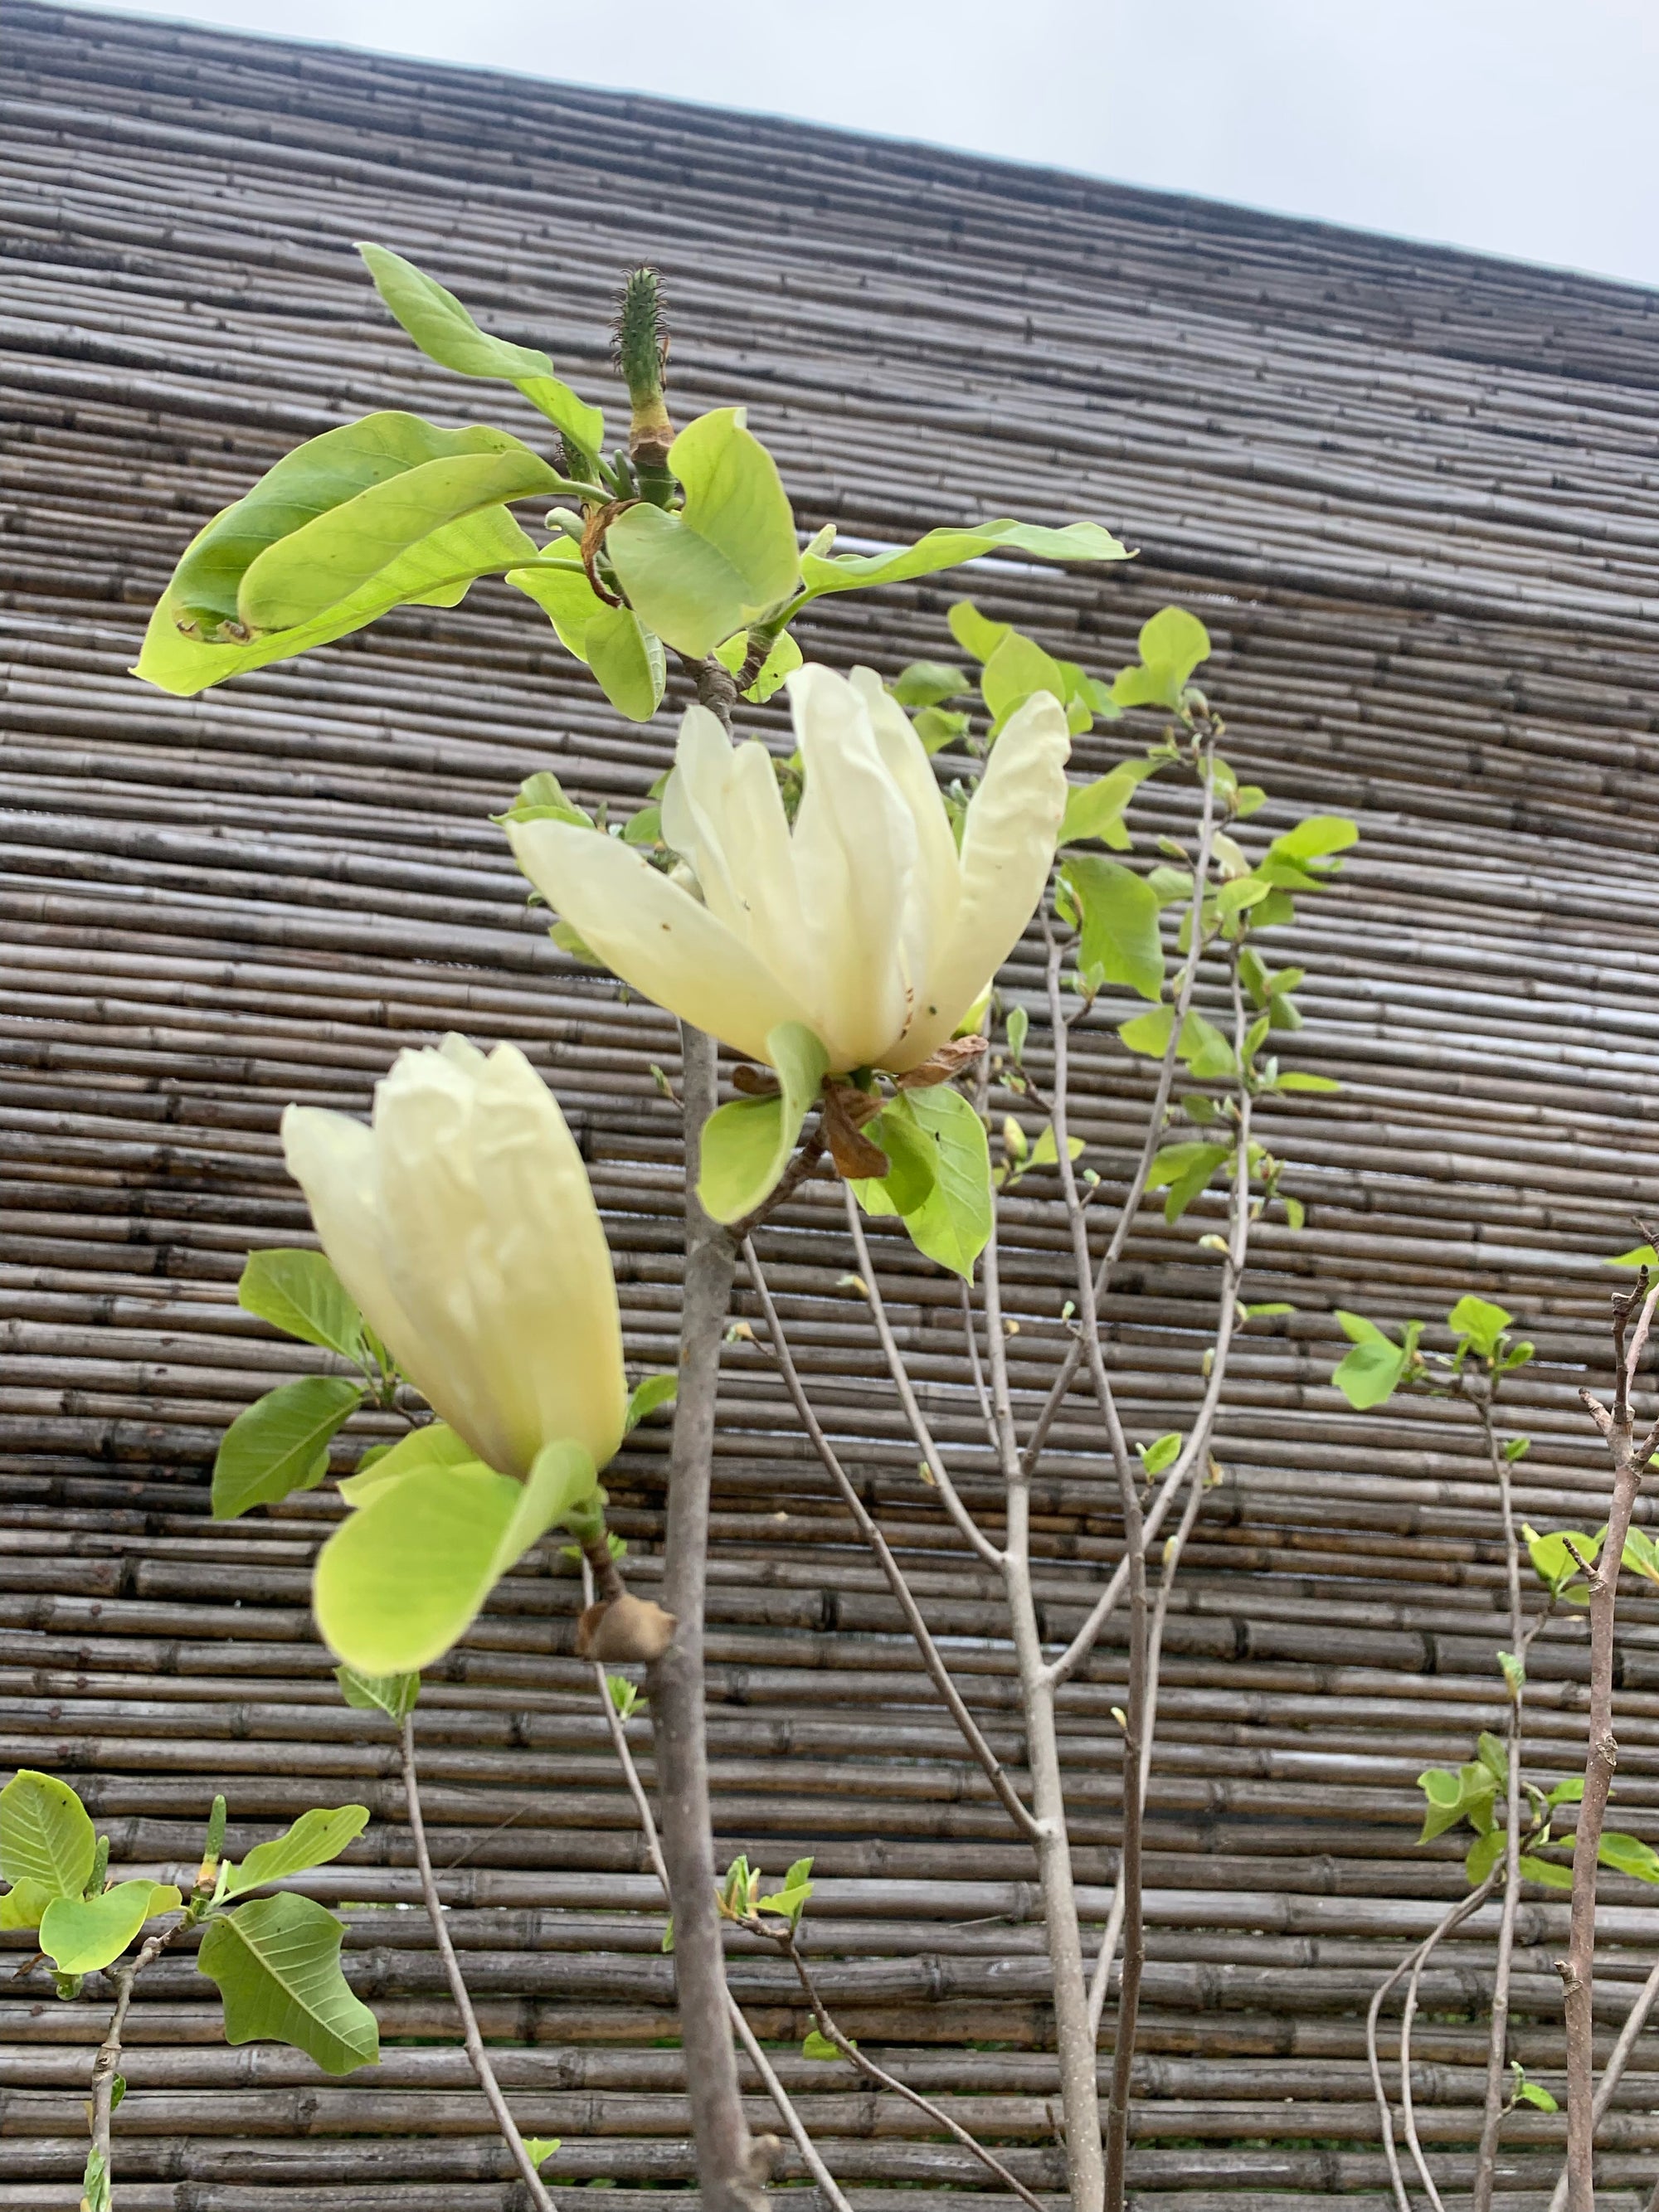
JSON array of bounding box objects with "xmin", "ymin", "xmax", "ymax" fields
[
  {"xmin": 282, "ymin": 1036, "xmax": 628, "ymax": 1476},
  {"xmin": 506, "ymin": 664, "xmax": 1070, "ymax": 1076}
]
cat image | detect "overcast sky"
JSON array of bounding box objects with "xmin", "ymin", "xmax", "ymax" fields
[{"xmin": 80, "ymin": 0, "xmax": 1659, "ymax": 290}]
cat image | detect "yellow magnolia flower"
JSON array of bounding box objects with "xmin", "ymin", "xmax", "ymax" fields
[
  {"xmin": 281, "ymin": 1036, "xmax": 627, "ymax": 1478},
  {"xmin": 507, "ymin": 664, "xmax": 1069, "ymax": 1075}
]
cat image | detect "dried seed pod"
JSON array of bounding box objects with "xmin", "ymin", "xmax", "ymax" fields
[{"xmin": 577, "ymin": 1594, "xmax": 678, "ymax": 1664}]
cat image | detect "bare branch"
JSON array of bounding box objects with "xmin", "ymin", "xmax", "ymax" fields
[
  {"xmin": 741, "ymin": 1234, "xmax": 1042, "ymax": 1842},
  {"xmin": 399, "ymin": 1716, "xmax": 557, "ymax": 2212},
  {"xmin": 842, "ymin": 1186, "xmax": 1004, "ymax": 1569}
]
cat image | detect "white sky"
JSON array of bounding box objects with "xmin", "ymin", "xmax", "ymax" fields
[{"xmin": 76, "ymin": 0, "xmax": 1659, "ymax": 290}]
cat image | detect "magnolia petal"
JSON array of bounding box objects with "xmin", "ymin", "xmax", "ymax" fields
[
  {"xmin": 887, "ymin": 688, "xmax": 1069, "ymax": 1072},
  {"xmin": 787, "ymin": 664, "xmax": 917, "ymax": 1070},
  {"xmin": 663, "ymin": 712, "xmax": 805, "ymax": 955},
  {"xmin": 508, "ymin": 818, "xmax": 812, "ymax": 1063},
  {"xmin": 852, "ymin": 666, "xmax": 961, "ymax": 1013},
  {"xmin": 280, "ymin": 1107, "xmax": 428, "ymax": 1377}
]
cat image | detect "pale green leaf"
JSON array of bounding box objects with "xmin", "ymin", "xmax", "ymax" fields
[
  {"xmin": 946, "ymin": 600, "xmax": 1011, "ymax": 663},
  {"xmin": 524, "ymin": 2141, "xmax": 562, "ymax": 2170},
  {"xmin": 0, "ymin": 1877, "xmax": 53, "ymax": 1932},
  {"xmin": 1138, "ymin": 1432, "xmax": 1181, "ymax": 1475},
  {"xmin": 698, "ymin": 1022, "xmax": 829, "ymax": 1224},
  {"xmin": 1059, "ymin": 760, "xmax": 1160, "ymax": 849},
  {"xmin": 221, "ymin": 1807, "xmax": 371, "ymax": 1901},
  {"xmin": 1063, "ymin": 855, "xmax": 1164, "ymax": 1002},
  {"xmin": 1598, "ymin": 1830, "xmax": 1659, "ymax": 1884},
  {"xmin": 742, "ymin": 628, "xmax": 803, "ymax": 703},
  {"xmin": 314, "ymin": 1440, "xmax": 600, "ymax": 1673},
  {"xmin": 1464, "ymin": 1828, "xmax": 1506, "ymax": 1886},
  {"xmin": 237, "ymin": 1250, "xmax": 364, "ymax": 1362},
  {"xmin": 799, "ymin": 519, "xmax": 1130, "ymax": 604},
  {"xmin": 1519, "ymin": 1853, "xmax": 1575, "ymax": 1890},
  {"xmin": 1112, "ymin": 607, "xmax": 1210, "ymax": 709},
  {"xmin": 135, "ymin": 501, "xmax": 538, "ymax": 698},
  {"xmin": 585, "ymin": 604, "xmax": 667, "ymax": 722},
  {"xmin": 1448, "ymin": 1293, "xmax": 1512, "ymax": 1357},
  {"xmin": 336, "ymin": 1421, "xmax": 474, "ymax": 1507},
  {"xmin": 606, "ymin": 408, "xmax": 800, "ymax": 658},
  {"xmin": 980, "ymin": 631, "xmax": 1066, "ymax": 734},
  {"xmin": 1117, "ymin": 1005, "xmax": 1236, "ymax": 1078},
  {"xmin": 625, "ymin": 1375, "xmax": 679, "ymax": 1432},
  {"xmin": 357, "ymin": 242, "xmax": 603, "ymax": 454},
  {"xmin": 197, "ymin": 1892, "xmax": 379, "ymax": 2074},
  {"xmin": 0, "ymin": 1771, "xmax": 95, "ymax": 1898},
  {"xmin": 40, "ymin": 1882, "xmax": 182, "ymax": 1975},
  {"xmin": 1146, "ymin": 1140, "xmax": 1231, "ymax": 1224},
  {"xmin": 802, "ymin": 2029, "xmax": 845, "ymax": 2060},
  {"xmin": 890, "ymin": 660, "xmax": 967, "ymax": 707},
  {"xmin": 1332, "ymin": 1339, "xmax": 1408, "ymax": 1410},
  {"xmin": 212, "ymin": 1376, "xmax": 365, "ymax": 1521},
  {"xmin": 1269, "ymin": 815, "xmax": 1360, "ymax": 867},
  {"xmin": 334, "ymin": 1666, "xmax": 421, "ymax": 1722},
  {"xmin": 852, "ymin": 1086, "xmax": 993, "ymax": 1281}
]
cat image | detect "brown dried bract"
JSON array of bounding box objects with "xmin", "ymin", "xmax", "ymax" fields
[
  {"xmin": 577, "ymin": 1593, "xmax": 678, "ymax": 1664},
  {"xmin": 823, "ymin": 1083, "xmax": 890, "ymax": 1179},
  {"xmin": 895, "ymin": 1033, "xmax": 988, "ymax": 1088},
  {"xmin": 731, "ymin": 1063, "xmax": 781, "ymax": 1097}
]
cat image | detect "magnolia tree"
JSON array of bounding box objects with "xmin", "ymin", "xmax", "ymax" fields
[{"xmin": 14, "ymin": 250, "xmax": 1618, "ymax": 2212}]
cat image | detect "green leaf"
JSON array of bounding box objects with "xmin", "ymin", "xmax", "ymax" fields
[
  {"xmin": 1138, "ymin": 1432, "xmax": 1181, "ymax": 1476},
  {"xmin": 946, "ymin": 600, "xmax": 1011, "ymax": 663},
  {"xmin": 742, "ymin": 629, "xmax": 803, "ymax": 703},
  {"xmin": 800, "ymin": 519, "xmax": 1130, "ymax": 605},
  {"xmin": 861, "ymin": 1094, "xmax": 940, "ymax": 1216},
  {"xmin": 585, "ymin": 604, "xmax": 668, "ymax": 722},
  {"xmin": 237, "ymin": 1250, "xmax": 365, "ymax": 1362},
  {"xmin": 1059, "ymin": 760, "xmax": 1160, "ymax": 850},
  {"xmin": 980, "ymin": 631, "xmax": 1067, "ymax": 734},
  {"xmin": 890, "ymin": 660, "xmax": 968, "ymax": 707},
  {"xmin": 1515, "ymin": 2077, "xmax": 1559, "ymax": 2113},
  {"xmin": 1272, "ymin": 1072, "xmax": 1340, "ymax": 1092},
  {"xmin": 606, "ymin": 408, "xmax": 800, "ymax": 658},
  {"xmin": 1623, "ymin": 1527, "xmax": 1659, "ymax": 1584},
  {"xmin": 1146, "ymin": 1141, "xmax": 1230, "ymax": 1225},
  {"xmin": 212, "ymin": 1376, "xmax": 365, "ymax": 1521},
  {"xmin": 1448, "ymin": 1294, "xmax": 1513, "ymax": 1358},
  {"xmin": 0, "ymin": 1772, "xmax": 95, "ymax": 1898},
  {"xmin": 337, "ymin": 1420, "xmax": 475, "ymax": 1507},
  {"xmin": 1332, "ymin": 1337, "xmax": 1408, "ymax": 1411},
  {"xmin": 1598, "ymin": 1830, "xmax": 1659, "ymax": 1884},
  {"xmin": 1268, "ymin": 815, "xmax": 1360, "ymax": 868},
  {"xmin": 625, "ymin": 1374, "xmax": 679, "ymax": 1432},
  {"xmin": 698, "ymin": 1022, "xmax": 829, "ymax": 1223},
  {"xmin": 1025, "ymin": 1127, "xmax": 1085, "ymax": 1171},
  {"xmin": 802, "ymin": 2029, "xmax": 845, "ymax": 2060},
  {"xmin": 0, "ymin": 1876, "xmax": 53, "ymax": 1932},
  {"xmin": 1117, "ymin": 1005, "xmax": 1235, "ymax": 1078},
  {"xmin": 1522, "ymin": 1524, "xmax": 1603, "ymax": 1596},
  {"xmin": 1464, "ymin": 1828, "xmax": 1506, "ymax": 1886},
  {"xmin": 220, "ymin": 1807, "xmax": 371, "ymax": 1902},
  {"xmin": 913, "ymin": 705, "xmax": 971, "ymax": 755},
  {"xmin": 1611, "ymin": 1244, "xmax": 1658, "ymax": 1270},
  {"xmin": 850, "ymin": 1086, "xmax": 993, "ymax": 1281},
  {"xmin": 1547, "ymin": 1777, "xmax": 1585, "ymax": 1807},
  {"xmin": 314, "ymin": 1439, "xmax": 601, "ymax": 1672},
  {"xmin": 1477, "ymin": 1731, "xmax": 1508, "ymax": 1782},
  {"xmin": 1112, "ymin": 607, "xmax": 1210, "ymax": 710},
  {"xmin": 357, "ymin": 242, "xmax": 603, "ymax": 455},
  {"xmin": 1335, "ymin": 1310, "xmax": 1390, "ymax": 1347},
  {"xmin": 163, "ymin": 414, "xmax": 556, "ymax": 643},
  {"xmin": 197, "ymin": 1893, "xmax": 379, "ymax": 2074},
  {"xmin": 1519, "ymin": 1853, "xmax": 1576, "ymax": 1890},
  {"xmin": 137, "ymin": 500, "xmax": 538, "ymax": 697},
  {"xmin": 39, "ymin": 1882, "xmax": 182, "ymax": 1976},
  {"xmin": 1063, "ymin": 856, "xmax": 1164, "ymax": 1002},
  {"xmin": 334, "ymin": 1666, "xmax": 421, "ymax": 1722},
  {"xmin": 523, "ymin": 2141, "xmax": 562, "ymax": 2171}
]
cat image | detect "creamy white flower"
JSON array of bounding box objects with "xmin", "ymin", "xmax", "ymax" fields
[
  {"xmin": 280, "ymin": 1037, "xmax": 627, "ymax": 1478},
  {"xmin": 507, "ymin": 664, "xmax": 1070, "ymax": 1076}
]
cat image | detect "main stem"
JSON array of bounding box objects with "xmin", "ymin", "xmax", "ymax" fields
[
  {"xmin": 648, "ymin": 1019, "xmax": 761, "ymax": 2212},
  {"xmin": 399, "ymin": 1718, "xmax": 557, "ymax": 2211},
  {"xmin": 1472, "ymin": 1391, "xmax": 1525, "ymax": 2212},
  {"xmin": 983, "ymin": 1226, "xmax": 1106, "ymax": 2212}
]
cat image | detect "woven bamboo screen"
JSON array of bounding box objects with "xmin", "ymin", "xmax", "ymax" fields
[{"xmin": 6, "ymin": 2, "xmax": 1659, "ymax": 2203}]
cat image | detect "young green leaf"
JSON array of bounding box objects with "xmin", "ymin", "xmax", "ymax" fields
[
  {"xmin": 198, "ymin": 1893, "xmax": 380, "ymax": 2074},
  {"xmin": 0, "ymin": 1771, "xmax": 96, "ymax": 1898},
  {"xmin": 314, "ymin": 1440, "xmax": 601, "ymax": 1674},
  {"xmin": 334, "ymin": 1666, "xmax": 422, "ymax": 1723},
  {"xmin": 1597, "ymin": 1830, "xmax": 1659, "ymax": 1884},
  {"xmin": 237, "ymin": 1249, "xmax": 365, "ymax": 1362},
  {"xmin": 1059, "ymin": 759, "xmax": 1160, "ymax": 852},
  {"xmin": 606, "ymin": 409, "xmax": 800, "ymax": 659},
  {"xmin": 796, "ymin": 521, "xmax": 1129, "ymax": 608},
  {"xmin": 1137, "ymin": 1433, "xmax": 1182, "ymax": 1477},
  {"xmin": 0, "ymin": 1876, "xmax": 53, "ymax": 1932},
  {"xmin": 1063, "ymin": 856, "xmax": 1164, "ymax": 1002},
  {"xmin": 1111, "ymin": 607, "xmax": 1210, "ymax": 710},
  {"xmin": 1146, "ymin": 1140, "xmax": 1231, "ymax": 1225},
  {"xmin": 802, "ymin": 2029, "xmax": 846, "ymax": 2060},
  {"xmin": 1447, "ymin": 1293, "xmax": 1513, "ymax": 1358},
  {"xmin": 980, "ymin": 631, "xmax": 1068, "ymax": 735},
  {"xmin": 220, "ymin": 1806, "xmax": 372, "ymax": 1901},
  {"xmin": 625, "ymin": 1374, "xmax": 679, "ymax": 1432},
  {"xmin": 849, "ymin": 1085, "xmax": 993, "ymax": 1281},
  {"xmin": 523, "ymin": 2140, "xmax": 562, "ymax": 2170},
  {"xmin": 1117, "ymin": 1005, "xmax": 1236, "ymax": 1079},
  {"xmin": 212, "ymin": 1376, "xmax": 365, "ymax": 1521},
  {"xmin": 39, "ymin": 1882, "xmax": 182, "ymax": 1976},
  {"xmin": 356, "ymin": 243, "xmax": 604, "ymax": 455},
  {"xmin": 698, "ymin": 1022, "xmax": 830, "ymax": 1224},
  {"xmin": 889, "ymin": 660, "xmax": 967, "ymax": 707},
  {"xmin": 1331, "ymin": 1313, "xmax": 1409, "ymax": 1411}
]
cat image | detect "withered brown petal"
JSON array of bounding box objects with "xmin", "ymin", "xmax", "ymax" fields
[
  {"xmin": 731, "ymin": 1063, "xmax": 781, "ymax": 1097},
  {"xmin": 824, "ymin": 1087, "xmax": 891, "ymax": 1179},
  {"xmin": 895, "ymin": 1033, "xmax": 988, "ymax": 1088}
]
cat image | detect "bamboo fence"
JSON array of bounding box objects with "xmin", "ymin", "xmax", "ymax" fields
[{"xmin": 5, "ymin": 2, "xmax": 1659, "ymax": 2202}]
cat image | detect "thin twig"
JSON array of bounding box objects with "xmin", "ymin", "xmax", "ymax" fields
[
  {"xmin": 1365, "ymin": 1874, "xmax": 1501, "ymax": 2212},
  {"xmin": 580, "ymin": 1563, "xmax": 851, "ymax": 2212},
  {"xmin": 958, "ymin": 1276, "xmax": 1000, "ymax": 1450},
  {"xmin": 85, "ymin": 1913, "xmax": 192, "ymax": 2207},
  {"xmin": 1547, "ymin": 1953, "xmax": 1659, "ymax": 2212},
  {"xmin": 741, "ymin": 1234, "xmax": 1041, "ymax": 1841},
  {"xmin": 842, "ymin": 1186, "xmax": 1004, "ymax": 1568},
  {"xmin": 399, "ymin": 1716, "xmax": 557, "ymax": 2212},
  {"xmin": 744, "ymin": 1913, "xmax": 1048, "ymax": 2212}
]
